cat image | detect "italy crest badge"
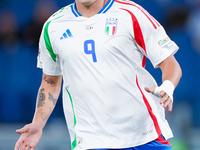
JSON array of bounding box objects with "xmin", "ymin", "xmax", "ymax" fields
[{"xmin": 105, "ymin": 18, "xmax": 118, "ymax": 36}]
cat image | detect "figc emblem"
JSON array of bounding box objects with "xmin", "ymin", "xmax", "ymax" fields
[{"xmin": 105, "ymin": 18, "xmax": 118, "ymax": 36}]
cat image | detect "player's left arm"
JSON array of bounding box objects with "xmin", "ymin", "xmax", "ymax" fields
[
  {"xmin": 127, "ymin": 4, "xmax": 182, "ymax": 110},
  {"xmin": 145, "ymin": 54, "xmax": 182, "ymax": 111}
]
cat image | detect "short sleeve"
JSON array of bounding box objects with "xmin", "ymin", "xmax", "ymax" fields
[
  {"xmin": 37, "ymin": 21, "xmax": 62, "ymax": 76},
  {"xmin": 131, "ymin": 6, "xmax": 179, "ymax": 68}
]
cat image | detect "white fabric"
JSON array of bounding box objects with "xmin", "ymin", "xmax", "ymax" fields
[{"xmin": 37, "ymin": 0, "xmax": 179, "ymax": 149}]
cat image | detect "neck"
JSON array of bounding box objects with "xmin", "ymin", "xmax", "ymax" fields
[{"xmin": 76, "ymin": 0, "xmax": 109, "ymax": 18}]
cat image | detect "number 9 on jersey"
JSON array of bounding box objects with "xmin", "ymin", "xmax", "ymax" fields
[{"xmin": 84, "ymin": 39, "xmax": 97, "ymax": 62}]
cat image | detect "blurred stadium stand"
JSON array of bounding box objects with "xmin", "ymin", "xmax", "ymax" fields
[{"xmin": 0, "ymin": 0, "xmax": 200, "ymax": 149}]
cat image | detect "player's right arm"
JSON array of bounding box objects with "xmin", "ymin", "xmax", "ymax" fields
[{"xmin": 14, "ymin": 73, "xmax": 62, "ymax": 150}]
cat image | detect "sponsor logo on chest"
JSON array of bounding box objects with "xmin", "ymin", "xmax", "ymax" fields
[{"xmin": 105, "ymin": 18, "xmax": 118, "ymax": 37}]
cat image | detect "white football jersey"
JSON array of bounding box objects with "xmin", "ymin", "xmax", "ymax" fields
[{"xmin": 37, "ymin": 0, "xmax": 179, "ymax": 149}]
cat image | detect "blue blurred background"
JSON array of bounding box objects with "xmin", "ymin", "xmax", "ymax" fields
[{"xmin": 0, "ymin": 0, "xmax": 200, "ymax": 149}]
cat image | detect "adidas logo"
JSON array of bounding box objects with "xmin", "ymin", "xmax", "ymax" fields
[{"xmin": 60, "ymin": 29, "xmax": 73, "ymax": 40}]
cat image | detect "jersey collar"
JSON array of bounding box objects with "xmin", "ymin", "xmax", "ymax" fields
[{"xmin": 71, "ymin": 0, "xmax": 115, "ymax": 17}]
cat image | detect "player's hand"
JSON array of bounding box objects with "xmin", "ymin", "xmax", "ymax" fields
[
  {"xmin": 144, "ymin": 87, "xmax": 173, "ymax": 112},
  {"xmin": 14, "ymin": 122, "xmax": 43, "ymax": 150}
]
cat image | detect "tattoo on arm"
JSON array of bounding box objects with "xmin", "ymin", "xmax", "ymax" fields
[
  {"xmin": 41, "ymin": 112, "xmax": 48, "ymax": 121},
  {"xmin": 43, "ymin": 76, "xmax": 55, "ymax": 84},
  {"xmin": 48, "ymin": 92, "xmax": 57, "ymax": 105},
  {"xmin": 37, "ymin": 88, "xmax": 46, "ymax": 108},
  {"xmin": 40, "ymin": 107, "xmax": 53, "ymax": 121}
]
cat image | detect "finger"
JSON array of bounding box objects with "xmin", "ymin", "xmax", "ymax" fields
[
  {"xmin": 16, "ymin": 125, "xmax": 29, "ymax": 134},
  {"xmin": 163, "ymin": 98, "xmax": 171, "ymax": 109},
  {"xmin": 15, "ymin": 138, "xmax": 23, "ymax": 150},
  {"xmin": 25, "ymin": 145, "xmax": 29, "ymax": 150},
  {"xmin": 20, "ymin": 144, "xmax": 29, "ymax": 150},
  {"xmin": 15, "ymin": 142, "xmax": 21, "ymax": 150},
  {"xmin": 29, "ymin": 142, "xmax": 37, "ymax": 149},
  {"xmin": 159, "ymin": 93, "xmax": 168, "ymax": 104},
  {"xmin": 144, "ymin": 87, "xmax": 154, "ymax": 94},
  {"xmin": 168, "ymin": 101, "xmax": 173, "ymax": 112},
  {"xmin": 15, "ymin": 143, "xmax": 21, "ymax": 150},
  {"xmin": 30, "ymin": 147, "xmax": 35, "ymax": 150},
  {"xmin": 19, "ymin": 142, "xmax": 25, "ymax": 150},
  {"xmin": 20, "ymin": 142, "xmax": 28, "ymax": 150},
  {"xmin": 159, "ymin": 90, "xmax": 165, "ymax": 97}
]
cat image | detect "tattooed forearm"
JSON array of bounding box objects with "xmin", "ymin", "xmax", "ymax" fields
[
  {"xmin": 40, "ymin": 107, "xmax": 53, "ymax": 121},
  {"xmin": 43, "ymin": 76, "xmax": 55, "ymax": 84},
  {"xmin": 48, "ymin": 92, "xmax": 57, "ymax": 105},
  {"xmin": 37, "ymin": 88, "xmax": 46, "ymax": 108},
  {"xmin": 41, "ymin": 112, "xmax": 48, "ymax": 121}
]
